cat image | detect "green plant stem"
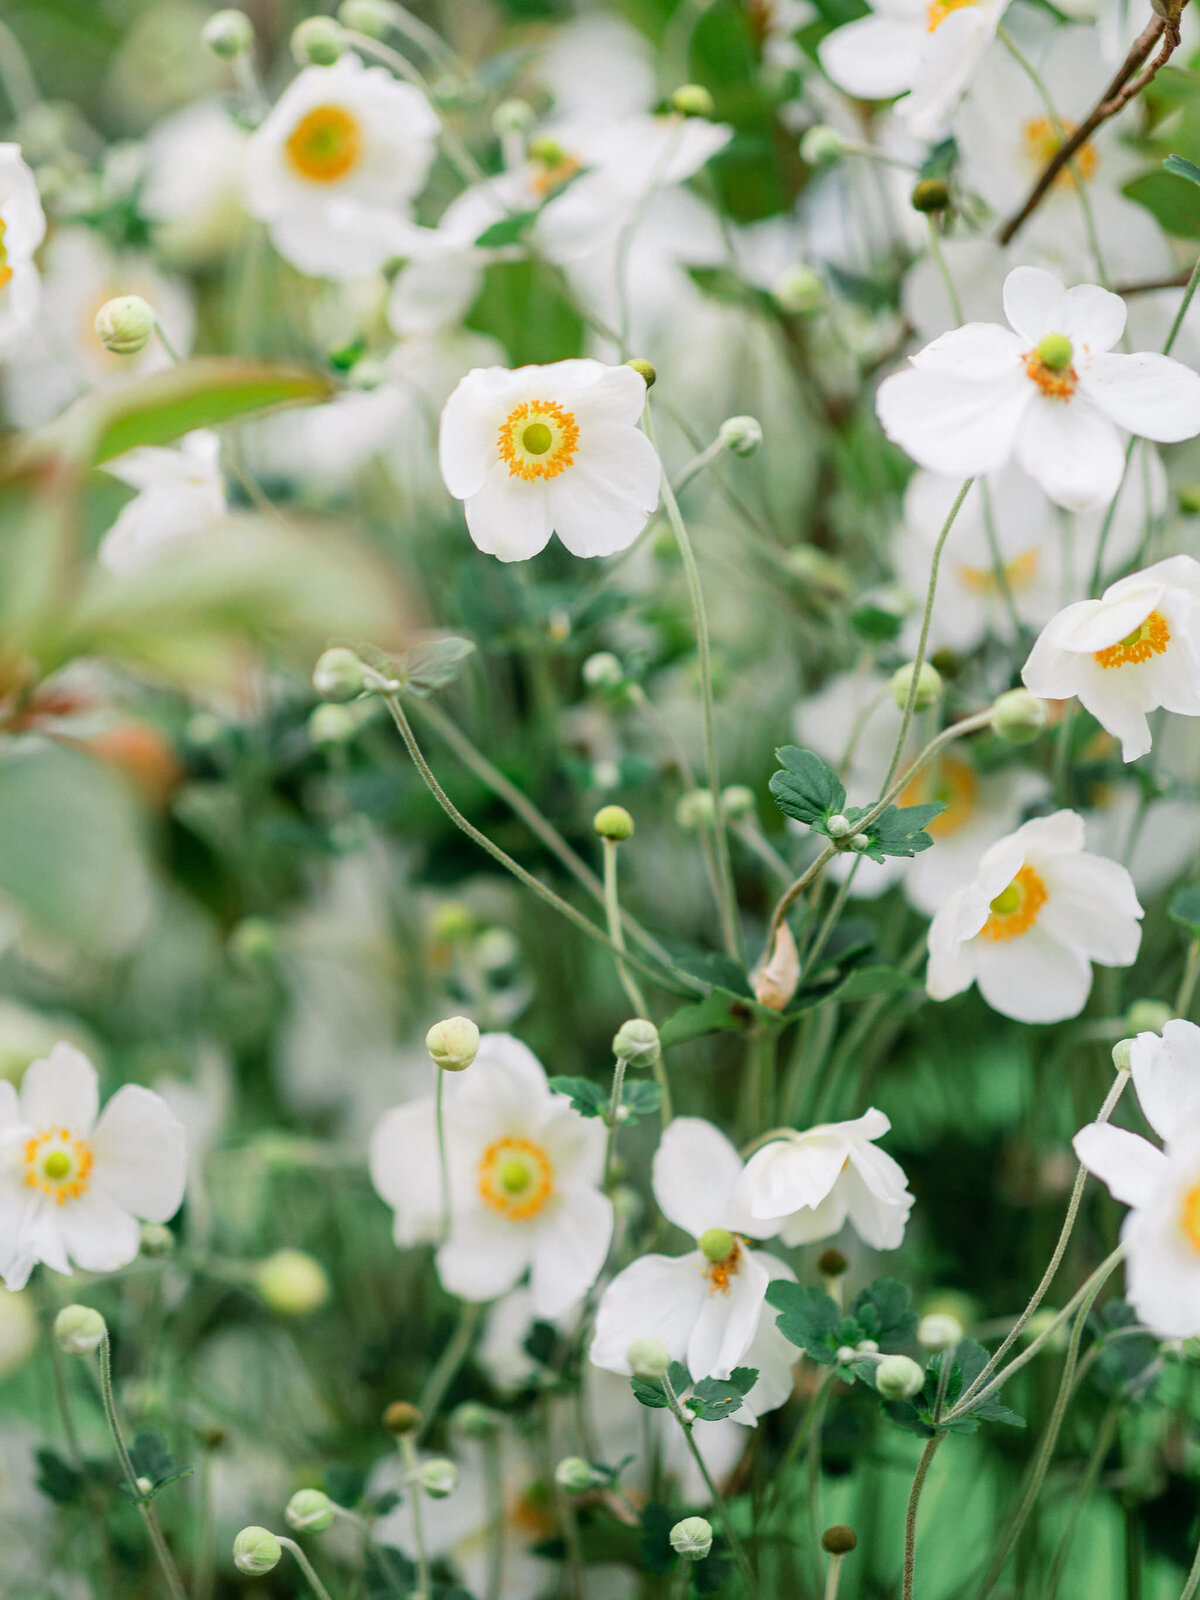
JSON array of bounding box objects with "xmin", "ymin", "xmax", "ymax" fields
[
  {"xmin": 1176, "ymin": 939, "xmax": 1200, "ymax": 1017},
  {"xmin": 604, "ymin": 1053, "xmax": 627, "ymax": 1185},
  {"xmin": 1181, "ymin": 1527, "xmax": 1200, "ymax": 1600},
  {"xmin": 662, "ymin": 1374, "xmax": 758, "ymax": 1600},
  {"xmin": 763, "ymin": 1368, "xmax": 837, "ymax": 1522},
  {"xmin": 98, "ymin": 1336, "xmax": 191, "ymax": 1600},
  {"xmin": 602, "ymin": 837, "xmax": 649, "ymax": 1018},
  {"xmin": 344, "ymin": 32, "xmax": 485, "ymax": 187},
  {"xmin": 417, "ymin": 1298, "xmax": 481, "ymax": 1439},
  {"xmin": 1164, "ymin": 251, "xmax": 1200, "ymax": 357},
  {"xmin": 482, "ymin": 1429, "xmax": 505, "ymax": 1600},
  {"xmin": 1088, "ymin": 440, "xmax": 1137, "ymax": 594},
  {"xmin": 672, "ymin": 436, "xmax": 730, "ymax": 496},
  {"xmin": 279, "ymin": 1536, "xmax": 336, "ymax": 1600},
  {"xmin": 927, "ymin": 216, "xmax": 963, "ymax": 324},
  {"xmin": 400, "ymin": 1436, "xmax": 432, "ymax": 1600},
  {"xmin": 435, "ymin": 1068, "xmax": 451, "ymax": 1244},
  {"xmin": 902, "ymin": 1436, "xmax": 943, "ymax": 1600},
  {"xmin": 645, "ymin": 404, "xmax": 744, "ymax": 964},
  {"xmin": 824, "ymin": 1552, "xmax": 847, "ymax": 1600},
  {"xmin": 333, "ymin": 1506, "xmax": 411, "ymax": 1594}
]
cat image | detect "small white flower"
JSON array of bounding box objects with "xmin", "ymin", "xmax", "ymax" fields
[
  {"xmin": 1074, "ymin": 1020, "xmax": 1200, "ymax": 1337},
  {"xmin": 926, "ymin": 809, "xmax": 1142, "ymax": 1023},
  {"xmin": 98, "ymin": 431, "xmax": 227, "ymax": 574},
  {"xmin": 140, "ymin": 101, "xmax": 249, "ymax": 264},
  {"xmin": 369, "ymin": 1034, "xmax": 613, "ymax": 1319},
  {"xmin": 0, "ymin": 144, "xmax": 45, "ymax": 353},
  {"xmin": 245, "ymin": 57, "xmax": 439, "ymax": 279},
  {"xmin": 0, "ymin": 1044, "xmax": 186, "ymax": 1291},
  {"xmin": 876, "ymin": 266, "xmax": 1200, "ymax": 510},
  {"xmin": 1022, "ymin": 555, "xmax": 1200, "ymax": 763},
  {"xmin": 732, "ymin": 1110, "xmax": 914, "ymax": 1249},
  {"xmin": 818, "ymin": 0, "xmax": 1009, "ymax": 141},
  {"xmin": 439, "ymin": 358, "xmax": 661, "ymax": 561},
  {"xmin": 589, "ymin": 1117, "xmax": 793, "ymax": 1390}
]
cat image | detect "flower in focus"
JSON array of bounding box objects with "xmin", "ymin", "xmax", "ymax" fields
[
  {"xmin": 1022, "ymin": 556, "xmax": 1200, "ymax": 762},
  {"xmin": 369, "ymin": 1033, "xmax": 613, "ymax": 1318},
  {"xmin": 926, "ymin": 809, "xmax": 1142, "ymax": 1022},
  {"xmin": 1075, "ymin": 1020, "xmax": 1200, "ymax": 1336},
  {"xmin": 590, "ymin": 1117, "xmax": 794, "ymax": 1392},
  {"xmin": 732, "ymin": 1110, "xmax": 914, "ymax": 1249},
  {"xmin": 818, "ymin": 0, "xmax": 1010, "ymax": 141},
  {"xmin": 438, "ymin": 359, "xmax": 660, "ymax": 561},
  {"xmin": 245, "ymin": 57, "xmax": 439, "ymax": 279},
  {"xmin": 0, "ymin": 145, "xmax": 45, "ymax": 352},
  {"xmin": 0, "ymin": 1043, "xmax": 186, "ymax": 1291},
  {"xmin": 876, "ymin": 266, "xmax": 1200, "ymax": 509},
  {"xmin": 99, "ymin": 431, "xmax": 227, "ymax": 574}
]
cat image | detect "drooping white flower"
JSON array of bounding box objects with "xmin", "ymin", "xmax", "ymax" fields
[
  {"xmin": 876, "ymin": 266, "xmax": 1200, "ymax": 510},
  {"xmin": 244, "ymin": 57, "xmax": 439, "ymax": 279},
  {"xmin": 369, "ymin": 1034, "xmax": 613, "ymax": 1319},
  {"xmin": 590, "ymin": 1117, "xmax": 795, "ymax": 1393},
  {"xmin": 0, "ymin": 145, "xmax": 45, "ymax": 353},
  {"xmin": 733, "ymin": 1110, "xmax": 914, "ymax": 1249},
  {"xmin": 0, "ymin": 1043, "xmax": 186, "ymax": 1291},
  {"xmin": 98, "ymin": 431, "xmax": 227, "ymax": 574},
  {"xmin": 1075, "ymin": 1020, "xmax": 1200, "ymax": 1337},
  {"xmin": 926, "ymin": 809, "xmax": 1142, "ymax": 1023},
  {"xmin": 1022, "ymin": 556, "xmax": 1200, "ymax": 762},
  {"xmin": 818, "ymin": 0, "xmax": 1010, "ymax": 142},
  {"xmin": 439, "ymin": 359, "xmax": 660, "ymax": 561}
]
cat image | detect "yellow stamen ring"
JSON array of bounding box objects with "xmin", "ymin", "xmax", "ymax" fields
[
  {"xmin": 979, "ymin": 864, "xmax": 1047, "ymax": 943},
  {"xmin": 702, "ymin": 1235, "xmax": 743, "ymax": 1296},
  {"xmin": 1093, "ymin": 610, "xmax": 1171, "ymax": 670},
  {"xmin": 478, "ymin": 1136, "xmax": 555, "ymax": 1221},
  {"xmin": 24, "ymin": 1128, "xmax": 94, "ymax": 1205},
  {"xmin": 900, "ymin": 753, "xmax": 980, "ymax": 841},
  {"xmin": 1181, "ymin": 1180, "xmax": 1200, "ymax": 1253},
  {"xmin": 285, "ymin": 104, "xmax": 363, "ymax": 183},
  {"xmin": 497, "ymin": 399, "xmax": 580, "ymax": 482}
]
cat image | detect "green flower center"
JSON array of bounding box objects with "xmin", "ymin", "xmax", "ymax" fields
[
  {"xmin": 989, "ymin": 883, "xmax": 1022, "ymax": 916},
  {"xmin": 522, "ymin": 422, "xmax": 553, "ymax": 455},
  {"xmin": 1035, "ymin": 332, "xmax": 1073, "ymax": 371},
  {"xmin": 43, "ymin": 1151, "xmax": 72, "ymax": 1180}
]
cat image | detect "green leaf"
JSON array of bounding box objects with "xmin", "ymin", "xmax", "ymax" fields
[
  {"xmin": 687, "ymin": 1368, "xmax": 759, "ymax": 1421},
  {"xmin": 865, "ymin": 801, "xmax": 946, "ymax": 860},
  {"xmin": 474, "ymin": 208, "xmax": 540, "ymax": 248},
  {"xmin": 129, "ymin": 1431, "xmax": 194, "ymax": 1499},
  {"xmin": 548, "ymin": 1076, "xmax": 608, "ymax": 1117},
  {"xmin": 766, "ymin": 1280, "xmax": 843, "ymax": 1363},
  {"xmin": 399, "ymin": 636, "xmax": 477, "ymax": 697},
  {"xmin": 630, "ymin": 1376, "xmax": 669, "ymax": 1409},
  {"xmin": 1124, "ymin": 169, "xmax": 1200, "ymax": 238},
  {"xmin": 621, "ymin": 1080, "xmax": 662, "ymax": 1122},
  {"xmin": 1169, "ymin": 884, "xmax": 1200, "ymax": 939},
  {"xmin": 770, "ymin": 745, "xmax": 847, "ymax": 826},
  {"xmin": 849, "ymin": 602, "xmax": 904, "ymax": 641},
  {"xmin": 35, "ymin": 1448, "xmax": 84, "ymax": 1504},
  {"xmin": 658, "ymin": 987, "xmax": 758, "ymax": 1047},
  {"xmin": 1165, "ymin": 152, "xmax": 1200, "ymax": 186},
  {"xmin": 828, "ymin": 965, "xmax": 920, "ymax": 1002},
  {"xmin": 850, "ymin": 1279, "xmax": 919, "ymax": 1348}
]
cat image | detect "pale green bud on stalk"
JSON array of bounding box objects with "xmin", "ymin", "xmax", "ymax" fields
[
  {"xmin": 425, "ymin": 1015, "xmax": 480, "ymax": 1072},
  {"xmin": 233, "ymin": 1527, "xmax": 282, "ymax": 1575},
  {"xmin": 875, "ymin": 1354, "xmax": 925, "ymax": 1400},
  {"xmin": 917, "ymin": 1312, "xmax": 963, "ymax": 1350},
  {"xmin": 54, "ymin": 1304, "xmax": 107, "ymax": 1356},
  {"xmin": 698, "ymin": 1227, "xmax": 734, "ymax": 1263},
  {"xmin": 613, "ymin": 1018, "xmax": 660, "ymax": 1068},
  {"xmin": 800, "ymin": 125, "xmax": 845, "ymax": 166},
  {"xmin": 493, "ymin": 98, "xmax": 535, "ymax": 135},
  {"xmin": 890, "ymin": 660, "xmax": 943, "ymax": 712},
  {"xmin": 1126, "ymin": 999, "xmax": 1173, "ymax": 1034},
  {"xmin": 627, "ymin": 1337, "xmax": 671, "ymax": 1380},
  {"xmin": 772, "ymin": 266, "xmax": 826, "ymax": 315},
  {"xmin": 255, "ymin": 1249, "xmax": 331, "ymax": 1316},
  {"xmin": 1112, "ymin": 1038, "xmax": 1134, "ymax": 1073},
  {"xmin": 1178, "ymin": 483, "xmax": 1200, "ymax": 515},
  {"xmin": 312, "ymin": 647, "xmax": 369, "ymax": 702},
  {"xmin": 310, "ymin": 704, "xmax": 360, "ymax": 747},
  {"xmin": 719, "ymin": 414, "xmax": 762, "ymax": 456},
  {"xmin": 202, "ymin": 9, "xmax": 254, "ymax": 58},
  {"xmin": 671, "ymin": 1517, "xmax": 713, "ymax": 1560},
  {"xmin": 338, "ymin": 0, "xmax": 393, "ymax": 37},
  {"xmin": 676, "ymin": 788, "xmax": 715, "ymax": 830},
  {"xmin": 582, "ymin": 651, "xmax": 624, "ymax": 690},
  {"xmin": 593, "ymin": 804, "xmax": 634, "ymax": 841},
  {"xmin": 139, "ymin": 1222, "xmax": 175, "ymax": 1256},
  {"xmin": 722, "ymin": 784, "xmax": 756, "ymax": 819},
  {"xmin": 671, "ymin": 83, "xmax": 714, "ymax": 118},
  {"xmin": 555, "ymin": 1456, "xmax": 599, "ymax": 1492},
  {"xmin": 849, "ymin": 832, "xmax": 871, "ymax": 852},
  {"xmin": 292, "ymin": 16, "xmax": 344, "ymax": 64},
  {"xmin": 451, "ymin": 1401, "xmax": 499, "ymax": 1438},
  {"xmin": 626, "ymin": 357, "xmax": 656, "ymax": 388},
  {"xmin": 286, "ymin": 1489, "xmax": 334, "ymax": 1533},
  {"xmin": 94, "ymin": 295, "xmax": 155, "ymax": 355},
  {"xmin": 991, "ymin": 688, "xmax": 1047, "ymax": 744},
  {"xmin": 826, "ymin": 814, "xmax": 852, "ymax": 840},
  {"xmin": 419, "ymin": 1458, "xmax": 458, "ymax": 1498}
]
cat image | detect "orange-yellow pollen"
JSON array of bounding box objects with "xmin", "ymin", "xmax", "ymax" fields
[
  {"xmin": 0, "ymin": 219, "xmax": 11, "ymax": 292},
  {"xmin": 498, "ymin": 399, "xmax": 579, "ymax": 482},
  {"xmin": 532, "ymin": 154, "xmax": 582, "ymax": 197},
  {"xmin": 1093, "ymin": 610, "xmax": 1171, "ymax": 669},
  {"xmin": 1181, "ymin": 1180, "xmax": 1200, "ymax": 1253},
  {"xmin": 23, "ymin": 1128, "xmax": 93, "ymax": 1205},
  {"xmin": 926, "ymin": 0, "xmax": 976, "ymax": 29},
  {"xmin": 900, "ymin": 753, "xmax": 979, "ymax": 841},
  {"xmin": 1021, "ymin": 116, "xmax": 1098, "ymax": 187},
  {"xmin": 478, "ymin": 1136, "xmax": 555, "ymax": 1221},
  {"xmin": 702, "ymin": 1236, "xmax": 743, "ymax": 1296},
  {"xmin": 1023, "ymin": 347, "xmax": 1077, "ymax": 399},
  {"xmin": 285, "ymin": 104, "xmax": 362, "ymax": 183},
  {"xmin": 958, "ymin": 548, "xmax": 1038, "ymax": 595},
  {"xmin": 979, "ymin": 864, "xmax": 1047, "ymax": 942}
]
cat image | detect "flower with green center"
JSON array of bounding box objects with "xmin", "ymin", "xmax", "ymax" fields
[
  {"xmin": 1035, "ymin": 331, "xmax": 1073, "ymax": 371},
  {"xmin": 0, "ymin": 146, "xmax": 46, "ymax": 352}
]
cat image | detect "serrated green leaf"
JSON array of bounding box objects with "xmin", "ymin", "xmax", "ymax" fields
[
  {"xmin": 1165, "ymin": 152, "xmax": 1200, "ymax": 186},
  {"xmin": 770, "ymin": 745, "xmax": 847, "ymax": 826},
  {"xmin": 688, "ymin": 1372, "xmax": 757, "ymax": 1420},
  {"xmin": 850, "ymin": 1278, "xmax": 919, "ymax": 1348},
  {"xmin": 621, "ymin": 1080, "xmax": 662, "ymax": 1122},
  {"xmin": 547, "ymin": 1076, "xmax": 608, "ymax": 1117},
  {"xmin": 630, "ymin": 1376, "xmax": 669, "ymax": 1409},
  {"xmin": 766, "ymin": 1280, "xmax": 842, "ymax": 1362}
]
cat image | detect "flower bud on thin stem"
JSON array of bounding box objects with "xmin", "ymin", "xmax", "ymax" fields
[
  {"xmin": 718, "ymin": 415, "xmax": 762, "ymax": 457},
  {"xmin": 384, "ymin": 1400, "xmax": 422, "ymax": 1434},
  {"xmin": 286, "ymin": 1489, "xmax": 335, "ymax": 1533},
  {"xmin": 55, "ymin": 1304, "xmax": 107, "ymax": 1356},
  {"xmin": 234, "ymin": 1526, "xmax": 281, "ymax": 1574},
  {"xmin": 94, "ymin": 295, "xmax": 155, "ymax": 355},
  {"xmin": 255, "ymin": 1250, "xmax": 330, "ymax": 1315},
  {"xmin": 671, "ymin": 1515, "xmax": 713, "ymax": 1559},
  {"xmin": 556, "ymin": 1456, "xmax": 600, "ymax": 1493},
  {"xmin": 313, "ymin": 647, "xmax": 369, "ymax": 702},
  {"xmin": 426, "ymin": 1015, "xmax": 479, "ymax": 1072},
  {"xmin": 202, "ymin": 9, "xmax": 254, "ymax": 58},
  {"xmin": 400, "ymin": 1433, "xmax": 432, "ymax": 1600},
  {"xmin": 292, "ymin": 16, "xmax": 344, "ymax": 65},
  {"xmin": 821, "ymin": 1525, "xmax": 857, "ymax": 1600},
  {"xmin": 593, "ymin": 804, "xmax": 633, "ymax": 841},
  {"xmin": 670, "ymin": 84, "xmax": 714, "ymax": 118},
  {"xmin": 627, "ymin": 1337, "xmax": 671, "ymax": 1380},
  {"xmin": 626, "ymin": 357, "xmax": 656, "ymax": 387}
]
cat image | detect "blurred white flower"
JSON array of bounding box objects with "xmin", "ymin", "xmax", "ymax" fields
[
  {"xmin": 535, "ymin": 12, "xmax": 657, "ymax": 117},
  {"xmin": 99, "ymin": 430, "xmax": 227, "ymax": 573},
  {"xmin": 245, "ymin": 57, "xmax": 439, "ymax": 279},
  {"xmin": 0, "ymin": 1285, "xmax": 36, "ymax": 1376},
  {"xmin": 369, "ymin": 1033, "xmax": 613, "ymax": 1318},
  {"xmin": 0, "ymin": 1043, "xmax": 186, "ymax": 1290},
  {"xmin": 0, "ymin": 144, "xmax": 45, "ymax": 352},
  {"xmin": 1075, "ymin": 1020, "xmax": 1200, "ymax": 1336},
  {"xmin": 877, "ymin": 266, "xmax": 1200, "ymax": 510},
  {"xmin": 926, "ymin": 809, "xmax": 1142, "ymax": 1022},
  {"xmin": 733, "ymin": 1110, "xmax": 914, "ymax": 1249},
  {"xmin": 140, "ymin": 100, "xmax": 249, "ymax": 262},
  {"xmin": 439, "ymin": 358, "xmax": 660, "ymax": 561},
  {"xmin": 1022, "ymin": 556, "xmax": 1200, "ymax": 762}
]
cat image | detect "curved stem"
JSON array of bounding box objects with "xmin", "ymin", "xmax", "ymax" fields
[
  {"xmin": 662, "ymin": 1373, "xmax": 759, "ymax": 1599},
  {"xmin": 417, "ymin": 1298, "xmax": 481, "ymax": 1439},
  {"xmin": 902, "ymin": 1436, "xmax": 943, "ymax": 1600},
  {"xmin": 399, "ymin": 1438, "xmax": 432, "ymax": 1600},
  {"xmin": 604, "ymin": 1054, "xmax": 627, "ymax": 1184},
  {"xmin": 279, "ymin": 1536, "xmax": 336, "ymax": 1600}
]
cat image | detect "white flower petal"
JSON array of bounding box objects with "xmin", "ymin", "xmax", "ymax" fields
[
  {"xmin": 1073, "ymin": 1122, "xmax": 1167, "ymax": 1208},
  {"xmin": 529, "ymin": 1188, "xmax": 613, "ymax": 1318},
  {"xmin": 368, "ymin": 1099, "xmax": 442, "ymax": 1246},
  {"xmin": 1014, "ymin": 395, "xmax": 1124, "ymax": 511},
  {"xmin": 589, "ymin": 1252, "xmax": 708, "ymax": 1372},
  {"xmin": 19, "ymin": 1044, "xmax": 99, "ymax": 1136},
  {"xmin": 90, "ymin": 1086, "xmax": 186, "ymax": 1223},
  {"xmin": 1003, "ymin": 266, "xmax": 1071, "ymax": 345},
  {"xmin": 818, "ymin": 16, "xmax": 924, "ymax": 100},
  {"xmin": 840, "ymin": 1157, "xmax": 913, "ymax": 1249},
  {"xmin": 437, "ymin": 1208, "xmax": 534, "ymax": 1303},
  {"xmin": 56, "ymin": 1188, "xmax": 141, "ymax": 1275},
  {"xmin": 652, "ymin": 1117, "xmax": 745, "ymax": 1238},
  {"xmin": 974, "ymin": 924, "xmax": 1093, "ymax": 1023},
  {"xmin": 736, "ymin": 1137, "xmax": 848, "ymax": 1220},
  {"xmin": 1130, "ymin": 1021, "xmax": 1200, "ymax": 1145},
  {"xmin": 463, "ymin": 464, "xmax": 555, "ymax": 562},
  {"xmin": 1037, "ymin": 852, "xmax": 1142, "ymax": 967},
  {"xmin": 1081, "ymin": 351, "xmax": 1200, "ymax": 443},
  {"xmin": 875, "ymin": 367, "xmax": 1029, "ymax": 477},
  {"xmin": 547, "ymin": 423, "xmax": 660, "ymax": 558},
  {"xmin": 687, "ymin": 1246, "xmax": 768, "ymax": 1379}
]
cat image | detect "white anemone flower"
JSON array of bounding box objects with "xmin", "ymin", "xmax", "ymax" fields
[
  {"xmin": 140, "ymin": 100, "xmax": 249, "ymax": 264},
  {"xmin": 0, "ymin": 145, "xmax": 45, "ymax": 353},
  {"xmin": 589, "ymin": 1117, "xmax": 794, "ymax": 1389},
  {"xmin": 99, "ymin": 430, "xmax": 227, "ymax": 574},
  {"xmin": 0, "ymin": 1043, "xmax": 186, "ymax": 1291},
  {"xmin": 439, "ymin": 359, "xmax": 660, "ymax": 561},
  {"xmin": 926, "ymin": 809, "xmax": 1142, "ymax": 1023},
  {"xmin": 1022, "ymin": 555, "xmax": 1200, "ymax": 763},
  {"xmin": 369, "ymin": 1034, "xmax": 613, "ymax": 1319},
  {"xmin": 818, "ymin": 0, "xmax": 1010, "ymax": 141},
  {"xmin": 876, "ymin": 266, "xmax": 1200, "ymax": 510},
  {"xmin": 1075, "ymin": 1020, "xmax": 1200, "ymax": 1337},
  {"xmin": 733, "ymin": 1110, "xmax": 914, "ymax": 1249},
  {"xmin": 245, "ymin": 58, "xmax": 439, "ymax": 280}
]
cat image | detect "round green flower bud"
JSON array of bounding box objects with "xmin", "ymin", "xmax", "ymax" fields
[
  {"xmin": 875, "ymin": 1354, "xmax": 925, "ymax": 1400},
  {"xmin": 671, "ymin": 83, "xmax": 714, "ymax": 118},
  {"xmin": 286, "ymin": 1488, "xmax": 334, "ymax": 1533},
  {"xmin": 698, "ymin": 1227, "xmax": 734, "ymax": 1263},
  {"xmin": 627, "ymin": 1336, "xmax": 671, "ymax": 1380},
  {"xmin": 910, "ymin": 178, "xmax": 950, "ymax": 214},
  {"xmin": 425, "ymin": 1015, "xmax": 480, "ymax": 1072},
  {"xmin": 431, "ymin": 901, "xmax": 474, "ymax": 943},
  {"xmin": 54, "ymin": 1304, "xmax": 107, "ymax": 1356},
  {"xmin": 1177, "ymin": 483, "xmax": 1200, "ymax": 515},
  {"xmin": 671, "ymin": 1516, "xmax": 713, "ymax": 1561},
  {"xmin": 849, "ymin": 832, "xmax": 871, "ymax": 852},
  {"xmin": 1112, "ymin": 1038, "xmax": 1133, "ymax": 1072},
  {"xmin": 292, "ymin": 16, "xmax": 344, "ymax": 65},
  {"xmin": 613, "ymin": 1017, "xmax": 660, "ymax": 1068},
  {"xmin": 1126, "ymin": 999, "xmax": 1173, "ymax": 1035},
  {"xmin": 202, "ymin": 9, "xmax": 254, "ymax": 58},
  {"xmin": 582, "ymin": 651, "xmax": 624, "ymax": 689},
  {"xmin": 594, "ymin": 804, "xmax": 634, "ymax": 841},
  {"xmin": 891, "ymin": 661, "xmax": 943, "ymax": 712},
  {"xmin": 419, "ymin": 1458, "xmax": 458, "ymax": 1498},
  {"xmin": 676, "ymin": 788, "xmax": 715, "ymax": 830},
  {"xmin": 917, "ymin": 1312, "xmax": 963, "ymax": 1350},
  {"xmin": 821, "ymin": 1524, "xmax": 858, "ymax": 1556},
  {"xmin": 991, "ymin": 688, "xmax": 1048, "ymax": 744},
  {"xmin": 1036, "ymin": 332, "xmax": 1073, "ymax": 371},
  {"xmin": 94, "ymin": 295, "xmax": 155, "ymax": 356},
  {"xmin": 800, "ymin": 125, "xmax": 845, "ymax": 166},
  {"xmin": 773, "ymin": 266, "xmax": 826, "ymax": 315},
  {"xmin": 826, "ymin": 813, "xmax": 852, "ymax": 840},
  {"xmin": 626, "ymin": 357, "xmax": 656, "ymax": 388},
  {"xmin": 721, "ymin": 784, "xmax": 756, "ymax": 820},
  {"xmin": 555, "ymin": 1456, "xmax": 598, "ymax": 1492},
  {"xmin": 338, "ymin": 0, "xmax": 393, "ymax": 36},
  {"xmin": 493, "ymin": 97, "xmax": 535, "ymax": 135},
  {"xmin": 451, "ymin": 1401, "xmax": 499, "ymax": 1438},
  {"xmin": 255, "ymin": 1249, "xmax": 331, "ymax": 1316},
  {"xmin": 310, "ymin": 704, "xmax": 360, "ymax": 747},
  {"xmin": 719, "ymin": 414, "xmax": 763, "ymax": 457},
  {"xmin": 139, "ymin": 1222, "xmax": 175, "ymax": 1257},
  {"xmin": 384, "ymin": 1400, "xmax": 422, "ymax": 1434},
  {"xmin": 818, "ymin": 1248, "xmax": 848, "ymax": 1278},
  {"xmin": 312, "ymin": 647, "xmax": 368, "ymax": 703},
  {"xmin": 233, "ymin": 1527, "xmax": 282, "ymax": 1575}
]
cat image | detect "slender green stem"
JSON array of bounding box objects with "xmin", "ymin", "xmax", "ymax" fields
[
  {"xmin": 400, "ymin": 1436, "xmax": 432, "ymax": 1600},
  {"xmin": 1164, "ymin": 251, "xmax": 1200, "ymax": 357},
  {"xmin": 417, "ymin": 1298, "xmax": 481, "ymax": 1439},
  {"xmin": 366, "ymin": 0, "xmax": 465, "ymax": 75},
  {"xmin": 333, "ymin": 1506, "xmax": 411, "ymax": 1594},
  {"xmin": 979, "ymin": 481, "xmax": 1024, "ymax": 639},
  {"xmin": 483, "ymin": 1429, "xmax": 505, "ymax": 1600},
  {"xmin": 672, "ymin": 436, "xmax": 730, "ymax": 497},
  {"xmin": 153, "ymin": 320, "xmax": 182, "ymax": 365},
  {"xmin": 662, "ymin": 1374, "xmax": 758, "ymax": 1599},
  {"xmin": 1089, "ymin": 440, "xmax": 1136, "ymax": 594},
  {"xmin": 902, "ymin": 1436, "xmax": 943, "ymax": 1600},
  {"xmin": 344, "ymin": 32, "xmax": 485, "ymax": 188},
  {"xmin": 926, "ymin": 216, "xmax": 963, "ymax": 324},
  {"xmin": 823, "ymin": 1553, "xmax": 847, "ymax": 1600},
  {"xmin": 1176, "ymin": 940, "xmax": 1200, "ymax": 1017},
  {"xmin": 645, "ymin": 405, "xmax": 744, "ymax": 964},
  {"xmin": 602, "ymin": 837, "xmax": 649, "ymax": 1017},
  {"xmin": 435, "ymin": 1069, "xmax": 451, "ymax": 1244},
  {"xmin": 604, "ymin": 1053, "xmax": 627, "ymax": 1185},
  {"xmin": 279, "ymin": 1536, "xmax": 336, "ymax": 1600}
]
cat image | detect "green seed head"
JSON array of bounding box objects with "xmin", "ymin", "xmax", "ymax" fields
[
  {"xmin": 593, "ymin": 804, "xmax": 634, "ymax": 841},
  {"xmin": 910, "ymin": 178, "xmax": 950, "ymax": 214},
  {"xmin": 1036, "ymin": 332, "xmax": 1073, "ymax": 371},
  {"xmin": 698, "ymin": 1227, "xmax": 734, "ymax": 1263}
]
